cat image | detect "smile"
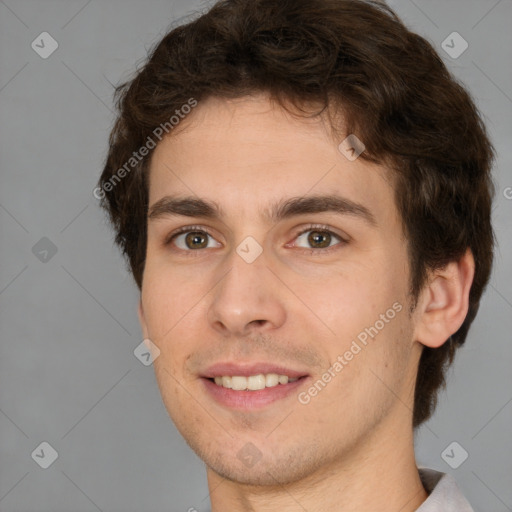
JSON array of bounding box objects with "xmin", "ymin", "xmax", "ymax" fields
[
  {"xmin": 201, "ymin": 362, "xmax": 309, "ymax": 409},
  {"xmin": 212, "ymin": 373, "xmax": 299, "ymax": 391}
]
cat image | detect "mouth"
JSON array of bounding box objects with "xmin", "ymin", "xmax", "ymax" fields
[
  {"xmin": 201, "ymin": 363, "xmax": 309, "ymax": 409},
  {"xmin": 208, "ymin": 373, "xmax": 300, "ymax": 390}
]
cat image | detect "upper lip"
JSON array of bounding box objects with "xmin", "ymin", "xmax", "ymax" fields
[{"xmin": 202, "ymin": 362, "xmax": 309, "ymax": 379}]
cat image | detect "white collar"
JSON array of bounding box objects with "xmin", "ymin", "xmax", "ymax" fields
[{"xmin": 416, "ymin": 467, "xmax": 474, "ymax": 511}]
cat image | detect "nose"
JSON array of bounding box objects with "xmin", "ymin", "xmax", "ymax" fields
[{"xmin": 207, "ymin": 247, "xmax": 287, "ymax": 338}]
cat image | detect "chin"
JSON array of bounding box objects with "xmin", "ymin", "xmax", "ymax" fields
[
  {"xmin": 198, "ymin": 441, "xmax": 326, "ymax": 487},
  {"xmin": 209, "ymin": 460, "xmax": 309, "ymax": 487}
]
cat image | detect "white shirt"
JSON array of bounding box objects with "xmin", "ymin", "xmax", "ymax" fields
[{"xmin": 417, "ymin": 467, "xmax": 474, "ymax": 511}]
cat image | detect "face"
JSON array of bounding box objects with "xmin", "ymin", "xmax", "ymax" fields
[{"xmin": 139, "ymin": 94, "xmax": 422, "ymax": 486}]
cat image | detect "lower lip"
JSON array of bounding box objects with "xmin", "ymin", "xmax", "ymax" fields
[{"xmin": 202, "ymin": 377, "xmax": 308, "ymax": 409}]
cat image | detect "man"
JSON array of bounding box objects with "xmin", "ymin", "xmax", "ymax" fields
[{"xmin": 97, "ymin": 0, "xmax": 495, "ymax": 510}]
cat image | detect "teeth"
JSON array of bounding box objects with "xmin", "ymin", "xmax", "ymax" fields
[
  {"xmin": 231, "ymin": 376, "xmax": 248, "ymax": 391},
  {"xmin": 247, "ymin": 374, "xmax": 266, "ymax": 390},
  {"xmin": 265, "ymin": 373, "xmax": 279, "ymax": 387},
  {"xmin": 221, "ymin": 376, "xmax": 232, "ymax": 389},
  {"xmin": 212, "ymin": 373, "xmax": 300, "ymax": 390}
]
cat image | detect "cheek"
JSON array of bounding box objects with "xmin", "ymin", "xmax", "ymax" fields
[
  {"xmin": 292, "ymin": 260, "xmax": 405, "ymax": 343},
  {"xmin": 294, "ymin": 261, "xmax": 412, "ymax": 410},
  {"xmin": 141, "ymin": 261, "xmax": 203, "ymax": 339},
  {"xmin": 305, "ymin": 308, "xmax": 413, "ymax": 435}
]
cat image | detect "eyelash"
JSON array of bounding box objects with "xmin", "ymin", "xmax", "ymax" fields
[{"xmin": 165, "ymin": 223, "xmax": 348, "ymax": 256}]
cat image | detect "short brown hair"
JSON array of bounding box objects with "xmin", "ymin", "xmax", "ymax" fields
[{"xmin": 98, "ymin": 0, "xmax": 495, "ymax": 427}]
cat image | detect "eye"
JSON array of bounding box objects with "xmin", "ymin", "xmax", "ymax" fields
[
  {"xmin": 292, "ymin": 225, "xmax": 346, "ymax": 251},
  {"xmin": 168, "ymin": 228, "xmax": 221, "ymax": 251},
  {"xmin": 165, "ymin": 224, "xmax": 346, "ymax": 253}
]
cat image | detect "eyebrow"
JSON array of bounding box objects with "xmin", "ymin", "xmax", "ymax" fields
[{"xmin": 148, "ymin": 194, "xmax": 377, "ymax": 226}]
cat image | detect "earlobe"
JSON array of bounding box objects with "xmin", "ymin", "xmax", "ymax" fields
[{"xmin": 413, "ymin": 249, "xmax": 475, "ymax": 348}]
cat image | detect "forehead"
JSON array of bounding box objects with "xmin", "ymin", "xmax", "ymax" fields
[{"xmin": 147, "ymin": 94, "xmax": 396, "ymax": 221}]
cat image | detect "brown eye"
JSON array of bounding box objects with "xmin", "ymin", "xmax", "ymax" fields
[
  {"xmin": 184, "ymin": 231, "xmax": 208, "ymax": 249},
  {"xmin": 294, "ymin": 228, "xmax": 342, "ymax": 250},
  {"xmin": 169, "ymin": 229, "xmax": 221, "ymax": 251},
  {"xmin": 307, "ymin": 230, "xmax": 332, "ymax": 248}
]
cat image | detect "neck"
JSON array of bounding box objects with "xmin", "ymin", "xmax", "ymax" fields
[{"xmin": 207, "ymin": 413, "xmax": 427, "ymax": 512}]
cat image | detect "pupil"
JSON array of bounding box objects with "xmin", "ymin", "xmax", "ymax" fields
[
  {"xmin": 186, "ymin": 231, "xmax": 207, "ymax": 249},
  {"xmin": 308, "ymin": 231, "xmax": 330, "ymax": 248}
]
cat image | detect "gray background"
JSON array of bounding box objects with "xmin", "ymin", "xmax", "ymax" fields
[{"xmin": 0, "ymin": 0, "xmax": 511, "ymax": 511}]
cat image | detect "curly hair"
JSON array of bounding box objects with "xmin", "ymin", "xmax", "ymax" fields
[{"xmin": 98, "ymin": 0, "xmax": 495, "ymax": 427}]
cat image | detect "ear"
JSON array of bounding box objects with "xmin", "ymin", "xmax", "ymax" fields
[
  {"xmin": 138, "ymin": 299, "xmax": 150, "ymax": 339},
  {"xmin": 413, "ymin": 249, "xmax": 475, "ymax": 348}
]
